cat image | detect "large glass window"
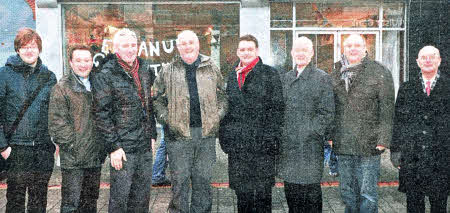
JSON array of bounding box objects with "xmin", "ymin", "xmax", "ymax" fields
[
  {"xmin": 295, "ymin": 3, "xmax": 379, "ymax": 28},
  {"xmin": 62, "ymin": 3, "xmax": 240, "ymax": 76},
  {"xmin": 270, "ymin": 2, "xmax": 406, "ymax": 85}
]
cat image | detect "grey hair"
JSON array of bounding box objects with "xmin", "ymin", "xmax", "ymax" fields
[
  {"xmin": 176, "ymin": 30, "xmax": 199, "ymax": 44},
  {"xmin": 113, "ymin": 28, "xmax": 137, "ymax": 50}
]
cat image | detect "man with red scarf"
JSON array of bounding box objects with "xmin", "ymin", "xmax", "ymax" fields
[
  {"xmin": 91, "ymin": 28, "xmax": 157, "ymax": 213},
  {"xmin": 219, "ymin": 34, "xmax": 284, "ymax": 213}
]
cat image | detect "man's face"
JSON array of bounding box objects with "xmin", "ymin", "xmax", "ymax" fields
[
  {"xmin": 70, "ymin": 49, "xmax": 93, "ymax": 78},
  {"xmin": 343, "ymin": 35, "xmax": 366, "ymax": 65},
  {"xmin": 17, "ymin": 40, "xmax": 40, "ymax": 65},
  {"xmin": 177, "ymin": 33, "xmax": 200, "ymax": 64},
  {"xmin": 291, "ymin": 40, "xmax": 314, "ymax": 68},
  {"xmin": 236, "ymin": 41, "xmax": 258, "ymax": 66},
  {"xmin": 114, "ymin": 35, "xmax": 138, "ymax": 65},
  {"xmin": 417, "ymin": 46, "xmax": 441, "ymax": 75}
]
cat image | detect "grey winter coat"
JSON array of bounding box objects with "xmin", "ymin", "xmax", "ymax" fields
[{"xmin": 278, "ymin": 65, "xmax": 335, "ymax": 184}]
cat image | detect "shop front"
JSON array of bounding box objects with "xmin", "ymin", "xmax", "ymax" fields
[{"xmin": 35, "ymin": 0, "xmax": 406, "ymax": 90}]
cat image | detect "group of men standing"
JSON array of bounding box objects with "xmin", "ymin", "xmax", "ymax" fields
[{"xmin": 0, "ymin": 26, "xmax": 447, "ymax": 213}]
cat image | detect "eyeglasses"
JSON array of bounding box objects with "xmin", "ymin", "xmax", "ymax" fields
[
  {"xmin": 419, "ymin": 55, "xmax": 439, "ymax": 61},
  {"xmin": 19, "ymin": 45, "xmax": 39, "ymax": 51}
]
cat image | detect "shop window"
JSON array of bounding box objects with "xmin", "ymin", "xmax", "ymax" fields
[
  {"xmin": 270, "ymin": 30, "xmax": 292, "ymax": 72},
  {"xmin": 270, "ymin": 2, "xmax": 293, "ymax": 28},
  {"xmin": 62, "ymin": 3, "xmax": 239, "ymax": 77},
  {"xmin": 382, "ymin": 3, "xmax": 405, "ymax": 28},
  {"xmin": 295, "ymin": 3, "xmax": 379, "ymax": 28}
]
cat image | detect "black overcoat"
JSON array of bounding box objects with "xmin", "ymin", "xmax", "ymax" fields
[
  {"xmin": 219, "ymin": 58, "xmax": 284, "ymax": 192},
  {"xmin": 391, "ymin": 72, "xmax": 450, "ymax": 195}
]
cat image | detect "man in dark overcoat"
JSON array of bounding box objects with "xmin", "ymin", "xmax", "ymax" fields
[
  {"xmin": 278, "ymin": 36, "xmax": 335, "ymax": 213},
  {"xmin": 391, "ymin": 45, "xmax": 449, "ymax": 213},
  {"xmin": 219, "ymin": 34, "xmax": 284, "ymax": 213}
]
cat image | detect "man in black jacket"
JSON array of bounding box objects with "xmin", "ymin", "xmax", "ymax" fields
[
  {"xmin": 391, "ymin": 46, "xmax": 449, "ymax": 213},
  {"xmin": 91, "ymin": 28, "xmax": 157, "ymax": 213},
  {"xmin": 0, "ymin": 28, "xmax": 57, "ymax": 212},
  {"xmin": 219, "ymin": 34, "xmax": 284, "ymax": 213}
]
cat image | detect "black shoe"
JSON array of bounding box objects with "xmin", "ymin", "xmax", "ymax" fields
[{"xmin": 152, "ymin": 179, "xmax": 171, "ymax": 187}]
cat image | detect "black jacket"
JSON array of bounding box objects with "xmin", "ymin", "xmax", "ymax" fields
[
  {"xmin": 0, "ymin": 55, "xmax": 56, "ymax": 150},
  {"xmin": 219, "ymin": 58, "xmax": 284, "ymax": 191},
  {"xmin": 392, "ymin": 72, "xmax": 450, "ymax": 195},
  {"xmin": 91, "ymin": 54, "xmax": 157, "ymax": 154}
]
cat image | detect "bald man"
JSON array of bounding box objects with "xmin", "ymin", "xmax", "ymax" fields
[
  {"xmin": 278, "ymin": 36, "xmax": 335, "ymax": 212},
  {"xmin": 391, "ymin": 46, "xmax": 449, "ymax": 213},
  {"xmin": 329, "ymin": 34, "xmax": 395, "ymax": 213},
  {"xmin": 153, "ymin": 30, "xmax": 227, "ymax": 213}
]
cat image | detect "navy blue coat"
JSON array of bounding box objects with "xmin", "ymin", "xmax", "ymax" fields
[{"xmin": 0, "ymin": 55, "xmax": 56, "ymax": 150}]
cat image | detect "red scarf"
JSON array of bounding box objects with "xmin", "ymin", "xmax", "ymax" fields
[
  {"xmin": 236, "ymin": 57, "xmax": 259, "ymax": 90},
  {"xmin": 117, "ymin": 54, "xmax": 144, "ymax": 105}
]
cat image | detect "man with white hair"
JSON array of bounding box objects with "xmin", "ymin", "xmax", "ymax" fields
[
  {"xmin": 278, "ymin": 36, "xmax": 335, "ymax": 212},
  {"xmin": 329, "ymin": 34, "xmax": 395, "ymax": 213},
  {"xmin": 154, "ymin": 30, "xmax": 227, "ymax": 213},
  {"xmin": 91, "ymin": 28, "xmax": 157, "ymax": 212},
  {"xmin": 391, "ymin": 45, "xmax": 449, "ymax": 213}
]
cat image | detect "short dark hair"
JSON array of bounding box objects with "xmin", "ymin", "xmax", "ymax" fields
[
  {"xmin": 14, "ymin": 28, "xmax": 42, "ymax": 53},
  {"xmin": 68, "ymin": 44, "xmax": 93, "ymax": 61},
  {"xmin": 239, "ymin": 34, "xmax": 258, "ymax": 48}
]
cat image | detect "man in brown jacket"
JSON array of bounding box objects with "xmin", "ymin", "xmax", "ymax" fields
[
  {"xmin": 153, "ymin": 30, "xmax": 227, "ymax": 213},
  {"xmin": 49, "ymin": 44, "xmax": 105, "ymax": 212}
]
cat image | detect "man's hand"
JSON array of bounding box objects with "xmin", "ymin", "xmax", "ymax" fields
[
  {"xmin": 376, "ymin": 145, "xmax": 386, "ymax": 151},
  {"xmin": 151, "ymin": 138, "xmax": 156, "ymax": 156},
  {"xmin": 110, "ymin": 148, "xmax": 127, "ymax": 170},
  {"xmin": 1, "ymin": 147, "xmax": 11, "ymax": 160}
]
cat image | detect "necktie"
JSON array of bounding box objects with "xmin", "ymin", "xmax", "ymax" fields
[{"xmin": 426, "ymin": 81, "xmax": 431, "ymax": 96}]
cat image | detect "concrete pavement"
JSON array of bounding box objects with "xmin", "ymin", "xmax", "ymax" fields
[{"xmin": 0, "ymin": 139, "xmax": 447, "ymax": 212}]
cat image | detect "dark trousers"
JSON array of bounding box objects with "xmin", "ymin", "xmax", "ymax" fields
[
  {"xmin": 166, "ymin": 127, "xmax": 216, "ymax": 213},
  {"xmin": 406, "ymin": 190, "xmax": 448, "ymax": 213},
  {"xmin": 108, "ymin": 150, "xmax": 153, "ymax": 213},
  {"xmin": 61, "ymin": 167, "xmax": 101, "ymax": 213},
  {"xmin": 6, "ymin": 145, "xmax": 54, "ymax": 213},
  {"xmin": 284, "ymin": 182, "xmax": 322, "ymax": 213},
  {"xmin": 235, "ymin": 186, "xmax": 272, "ymax": 213}
]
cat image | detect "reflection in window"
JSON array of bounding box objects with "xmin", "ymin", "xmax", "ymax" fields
[
  {"xmin": 270, "ymin": 2, "xmax": 293, "ymax": 28},
  {"xmin": 270, "ymin": 31, "xmax": 292, "ymax": 72},
  {"xmin": 383, "ymin": 31, "xmax": 404, "ymax": 93},
  {"xmin": 62, "ymin": 3, "xmax": 239, "ymax": 77},
  {"xmin": 296, "ymin": 3, "xmax": 379, "ymax": 28},
  {"xmin": 382, "ymin": 3, "xmax": 405, "ymax": 28}
]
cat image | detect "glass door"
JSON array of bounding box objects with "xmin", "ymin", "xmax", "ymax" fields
[{"xmin": 295, "ymin": 31, "xmax": 380, "ymax": 73}]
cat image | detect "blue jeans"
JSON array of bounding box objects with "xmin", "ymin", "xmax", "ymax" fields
[
  {"xmin": 152, "ymin": 127, "xmax": 168, "ymax": 183},
  {"xmin": 324, "ymin": 144, "xmax": 338, "ymax": 174},
  {"xmin": 338, "ymin": 155, "xmax": 380, "ymax": 213}
]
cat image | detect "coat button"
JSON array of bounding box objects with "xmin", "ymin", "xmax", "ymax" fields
[
  {"xmin": 422, "ymin": 145, "xmax": 426, "ymax": 150},
  {"xmin": 424, "ymin": 115, "xmax": 428, "ymax": 119},
  {"xmin": 422, "ymin": 131, "xmax": 427, "ymax": 135}
]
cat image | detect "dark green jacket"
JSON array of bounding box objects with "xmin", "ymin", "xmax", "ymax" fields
[
  {"xmin": 49, "ymin": 71, "xmax": 105, "ymax": 169},
  {"xmin": 330, "ymin": 57, "xmax": 395, "ymax": 156}
]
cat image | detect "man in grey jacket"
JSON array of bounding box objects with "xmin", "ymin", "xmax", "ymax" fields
[
  {"xmin": 330, "ymin": 34, "xmax": 395, "ymax": 213},
  {"xmin": 278, "ymin": 36, "xmax": 335, "ymax": 213},
  {"xmin": 153, "ymin": 30, "xmax": 227, "ymax": 213}
]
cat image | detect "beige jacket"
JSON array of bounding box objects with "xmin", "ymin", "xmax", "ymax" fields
[{"xmin": 154, "ymin": 54, "xmax": 227, "ymax": 139}]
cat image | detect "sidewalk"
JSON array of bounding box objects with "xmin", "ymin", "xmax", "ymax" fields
[{"xmin": 1, "ymin": 184, "xmax": 445, "ymax": 213}]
